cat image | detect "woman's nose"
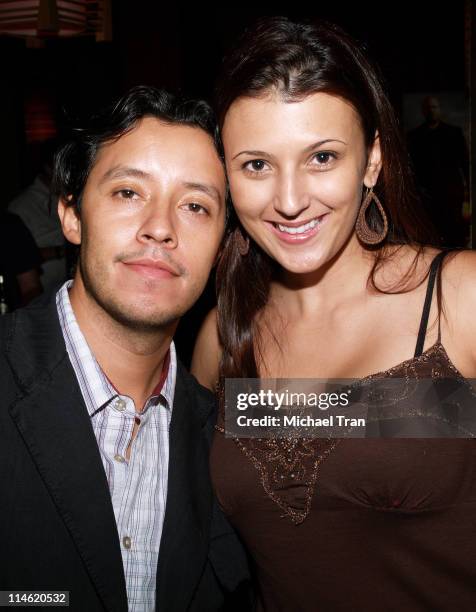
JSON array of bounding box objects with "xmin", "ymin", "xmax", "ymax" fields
[{"xmin": 272, "ymin": 172, "xmax": 310, "ymax": 218}]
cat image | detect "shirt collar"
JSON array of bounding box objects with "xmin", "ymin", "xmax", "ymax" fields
[{"xmin": 56, "ymin": 280, "xmax": 176, "ymax": 417}]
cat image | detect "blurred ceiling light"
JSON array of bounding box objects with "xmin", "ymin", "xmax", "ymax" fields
[{"xmin": 0, "ymin": 0, "xmax": 111, "ymax": 42}]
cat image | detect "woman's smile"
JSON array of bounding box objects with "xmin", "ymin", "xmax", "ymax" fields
[{"xmin": 267, "ymin": 212, "xmax": 330, "ymax": 244}]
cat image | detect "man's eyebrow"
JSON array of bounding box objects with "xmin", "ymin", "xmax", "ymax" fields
[
  {"xmin": 183, "ymin": 182, "xmax": 222, "ymax": 204},
  {"xmin": 232, "ymin": 139, "xmax": 347, "ymax": 160},
  {"xmin": 99, "ymin": 166, "xmax": 152, "ymax": 185}
]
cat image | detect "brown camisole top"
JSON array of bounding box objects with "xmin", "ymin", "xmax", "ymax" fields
[{"xmin": 210, "ymin": 252, "xmax": 476, "ymax": 611}]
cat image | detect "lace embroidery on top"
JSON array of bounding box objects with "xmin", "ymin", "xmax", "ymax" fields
[{"xmin": 216, "ymin": 342, "xmax": 472, "ymax": 525}]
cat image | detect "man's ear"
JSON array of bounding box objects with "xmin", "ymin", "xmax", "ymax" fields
[
  {"xmin": 364, "ymin": 131, "xmax": 382, "ymax": 188},
  {"xmin": 58, "ymin": 197, "xmax": 81, "ymax": 245}
]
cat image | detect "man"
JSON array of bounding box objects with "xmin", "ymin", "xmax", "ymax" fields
[
  {"xmin": 0, "ymin": 87, "xmax": 250, "ymax": 611},
  {"xmin": 0, "ymin": 211, "xmax": 43, "ymax": 310},
  {"xmin": 407, "ymin": 95, "xmax": 469, "ymax": 247},
  {"xmin": 8, "ymin": 141, "xmax": 68, "ymax": 293}
]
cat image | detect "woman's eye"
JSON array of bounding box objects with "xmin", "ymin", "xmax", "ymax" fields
[
  {"xmin": 243, "ymin": 159, "xmax": 268, "ymax": 173},
  {"xmin": 312, "ymin": 152, "xmax": 335, "ymax": 166}
]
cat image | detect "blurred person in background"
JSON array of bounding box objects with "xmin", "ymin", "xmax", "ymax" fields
[
  {"xmin": 0, "ymin": 211, "xmax": 42, "ymax": 311},
  {"xmin": 9, "ymin": 139, "xmax": 68, "ymax": 291},
  {"xmin": 407, "ymin": 95, "xmax": 469, "ymax": 247}
]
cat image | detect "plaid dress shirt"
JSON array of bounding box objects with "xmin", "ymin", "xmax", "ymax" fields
[{"xmin": 56, "ymin": 281, "xmax": 176, "ymax": 611}]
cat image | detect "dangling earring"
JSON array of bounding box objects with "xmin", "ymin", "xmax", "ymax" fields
[
  {"xmin": 233, "ymin": 226, "xmax": 250, "ymax": 256},
  {"xmin": 355, "ymin": 187, "xmax": 388, "ymax": 245}
]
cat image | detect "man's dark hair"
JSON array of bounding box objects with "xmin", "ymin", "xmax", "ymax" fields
[{"xmin": 52, "ymin": 86, "xmax": 220, "ymax": 209}]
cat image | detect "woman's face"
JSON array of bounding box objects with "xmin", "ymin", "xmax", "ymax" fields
[{"xmin": 222, "ymin": 92, "xmax": 382, "ymax": 274}]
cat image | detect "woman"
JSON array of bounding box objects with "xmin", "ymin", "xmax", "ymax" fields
[{"xmin": 192, "ymin": 17, "xmax": 476, "ymax": 611}]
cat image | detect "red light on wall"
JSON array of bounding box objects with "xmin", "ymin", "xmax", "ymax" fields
[{"xmin": 24, "ymin": 92, "xmax": 57, "ymax": 143}]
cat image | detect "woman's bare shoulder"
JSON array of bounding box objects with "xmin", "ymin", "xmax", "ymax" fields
[
  {"xmin": 190, "ymin": 307, "xmax": 222, "ymax": 391},
  {"xmin": 441, "ymin": 248, "xmax": 476, "ymax": 301},
  {"xmin": 439, "ymin": 249, "xmax": 476, "ymax": 368}
]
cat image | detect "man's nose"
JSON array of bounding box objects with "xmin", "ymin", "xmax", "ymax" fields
[{"xmin": 137, "ymin": 203, "xmax": 178, "ymax": 248}]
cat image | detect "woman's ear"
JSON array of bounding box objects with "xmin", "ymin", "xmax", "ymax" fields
[
  {"xmin": 364, "ymin": 131, "xmax": 382, "ymax": 188},
  {"xmin": 212, "ymin": 246, "xmax": 223, "ymax": 268},
  {"xmin": 58, "ymin": 197, "xmax": 81, "ymax": 245}
]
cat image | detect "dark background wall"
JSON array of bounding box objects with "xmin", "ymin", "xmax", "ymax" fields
[
  {"xmin": 0, "ymin": 1, "xmax": 470, "ymax": 363},
  {"xmin": 0, "ymin": 1, "xmax": 469, "ymax": 198}
]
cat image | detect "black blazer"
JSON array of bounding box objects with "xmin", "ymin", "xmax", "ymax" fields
[{"xmin": 0, "ymin": 292, "xmax": 251, "ymax": 611}]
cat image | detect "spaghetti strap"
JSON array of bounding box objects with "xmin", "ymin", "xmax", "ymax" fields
[
  {"xmin": 435, "ymin": 252, "xmax": 445, "ymax": 345},
  {"xmin": 414, "ymin": 251, "xmax": 447, "ymax": 358}
]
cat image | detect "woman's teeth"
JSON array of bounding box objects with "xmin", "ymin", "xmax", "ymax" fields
[{"xmin": 276, "ymin": 218, "xmax": 320, "ymax": 234}]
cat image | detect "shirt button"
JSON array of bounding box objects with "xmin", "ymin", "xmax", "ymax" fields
[
  {"xmin": 114, "ymin": 398, "xmax": 126, "ymax": 412},
  {"xmin": 123, "ymin": 536, "xmax": 132, "ymax": 549},
  {"xmin": 114, "ymin": 454, "xmax": 125, "ymax": 463}
]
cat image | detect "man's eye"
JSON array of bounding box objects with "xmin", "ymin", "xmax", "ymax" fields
[
  {"xmin": 115, "ymin": 189, "xmax": 138, "ymax": 199},
  {"xmin": 186, "ymin": 202, "xmax": 208, "ymax": 214},
  {"xmin": 243, "ymin": 159, "xmax": 268, "ymax": 173}
]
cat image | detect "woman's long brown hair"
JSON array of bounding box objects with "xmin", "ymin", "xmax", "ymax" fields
[{"xmin": 215, "ymin": 17, "xmax": 438, "ymax": 381}]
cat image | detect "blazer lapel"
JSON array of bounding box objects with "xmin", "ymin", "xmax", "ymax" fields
[
  {"xmin": 156, "ymin": 364, "xmax": 214, "ymax": 611},
  {"xmin": 6, "ymin": 303, "xmax": 128, "ymax": 612}
]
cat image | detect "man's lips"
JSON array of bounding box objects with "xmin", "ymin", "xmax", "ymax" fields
[{"xmin": 121, "ymin": 258, "xmax": 180, "ymax": 279}]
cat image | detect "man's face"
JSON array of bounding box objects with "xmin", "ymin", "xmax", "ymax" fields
[
  {"xmin": 59, "ymin": 117, "xmax": 226, "ymax": 331},
  {"xmin": 422, "ymin": 97, "xmax": 441, "ymax": 123}
]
